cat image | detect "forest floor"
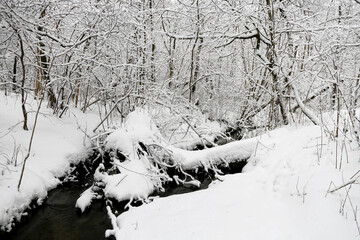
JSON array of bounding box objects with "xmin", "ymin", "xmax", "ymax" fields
[{"xmin": 1, "ymin": 94, "xmax": 360, "ymax": 239}]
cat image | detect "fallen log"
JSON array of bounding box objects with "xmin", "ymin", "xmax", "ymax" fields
[{"xmin": 170, "ymin": 138, "xmax": 256, "ymax": 171}]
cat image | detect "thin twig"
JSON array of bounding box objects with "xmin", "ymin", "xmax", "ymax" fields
[
  {"xmin": 116, "ymin": 175, "xmax": 128, "ymax": 187},
  {"xmin": 329, "ymin": 179, "xmax": 357, "ymax": 194},
  {"xmin": 350, "ymin": 169, "xmax": 360, "ymax": 180},
  {"xmin": 18, "ymin": 93, "xmax": 45, "ymax": 191},
  {"xmin": 181, "ymin": 116, "xmax": 216, "ymax": 147}
]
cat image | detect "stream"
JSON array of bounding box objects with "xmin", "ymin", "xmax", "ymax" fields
[
  {"xmin": 0, "ymin": 158, "xmax": 247, "ymax": 240},
  {"xmin": 0, "ymin": 180, "xmax": 114, "ymax": 240}
]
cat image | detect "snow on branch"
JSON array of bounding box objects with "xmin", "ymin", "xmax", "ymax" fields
[{"xmin": 161, "ymin": 15, "xmax": 269, "ymax": 46}]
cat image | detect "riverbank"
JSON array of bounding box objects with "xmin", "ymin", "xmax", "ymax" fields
[{"xmin": 0, "ymin": 94, "xmax": 100, "ymax": 231}]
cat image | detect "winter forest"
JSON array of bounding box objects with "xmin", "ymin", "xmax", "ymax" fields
[{"xmin": 0, "ymin": 0, "xmax": 360, "ymax": 239}]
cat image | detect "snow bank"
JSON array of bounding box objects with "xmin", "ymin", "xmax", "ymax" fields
[
  {"xmin": 107, "ymin": 125, "xmax": 360, "ymax": 240},
  {"xmin": 0, "ymin": 95, "xmax": 99, "ymax": 231}
]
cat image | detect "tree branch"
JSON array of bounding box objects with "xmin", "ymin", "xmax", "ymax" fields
[{"xmin": 291, "ymin": 84, "xmax": 322, "ymax": 125}]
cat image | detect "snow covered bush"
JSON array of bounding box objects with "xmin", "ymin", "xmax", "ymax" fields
[{"xmin": 76, "ymin": 108, "xmax": 256, "ymax": 211}]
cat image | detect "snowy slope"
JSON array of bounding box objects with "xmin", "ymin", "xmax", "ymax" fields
[
  {"xmin": 108, "ymin": 126, "xmax": 360, "ymax": 240},
  {"xmin": 0, "ymin": 95, "xmax": 100, "ymax": 231}
]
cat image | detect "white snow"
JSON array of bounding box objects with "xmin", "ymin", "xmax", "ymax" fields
[
  {"xmin": 0, "ymin": 95, "xmax": 100, "ymax": 231},
  {"xmin": 105, "ymin": 108, "xmax": 166, "ymax": 154},
  {"xmin": 94, "ymin": 161, "xmax": 156, "ymax": 203},
  {"xmin": 107, "ymin": 125, "xmax": 360, "ymax": 240}
]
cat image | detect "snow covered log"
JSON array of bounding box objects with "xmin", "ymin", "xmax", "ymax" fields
[{"xmin": 170, "ymin": 138, "xmax": 256, "ymax": 171}]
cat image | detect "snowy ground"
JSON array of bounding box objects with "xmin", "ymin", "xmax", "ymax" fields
[
  {"xmin": 1, "ymin": 94, "xmax": 360, "ymax": 240},
  {"xmin": 108, "ymin": 126, "xmax": 360, "ymax": 240}
]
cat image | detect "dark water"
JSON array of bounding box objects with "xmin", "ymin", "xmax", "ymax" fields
[
  {"xmin": 157, "ymin": 160, "xmax": 248, "ymax": 197},
  {"xmin": 0, "ymin": 181, "xmax": 114, "ymax": 240},
  {"xmin": 0, "ymin": 179, "xmax": 211, "ymax": 240},
  {"xmin": 0, "ymin": 160, "xmax": 247, "ymax": 240}
]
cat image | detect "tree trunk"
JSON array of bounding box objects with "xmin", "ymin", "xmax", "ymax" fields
[
  {"xmin": 149, "ymin": 0, "xmax": 155, "ymax": 82},
  {"xmin": 168, "ymin": 37, "xmax": 175, "ymax": 88},
  {"xmin": 12, "ymin": 56, "xmax": 18, "ymax": 92},
  {"xmin": 266, "ymin": 0, "xmax": 289, "ymax": 126},
  {"xmin": 36, "ymin": 7, "xmax": 57, "ymax": 110},
  {"xmin": 188, "ymin": 0, "xmax": 202, "ymax": 103},
  {"xmin": 17, "ymin": 32, "xmax": 28, "ymax": 131}
]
